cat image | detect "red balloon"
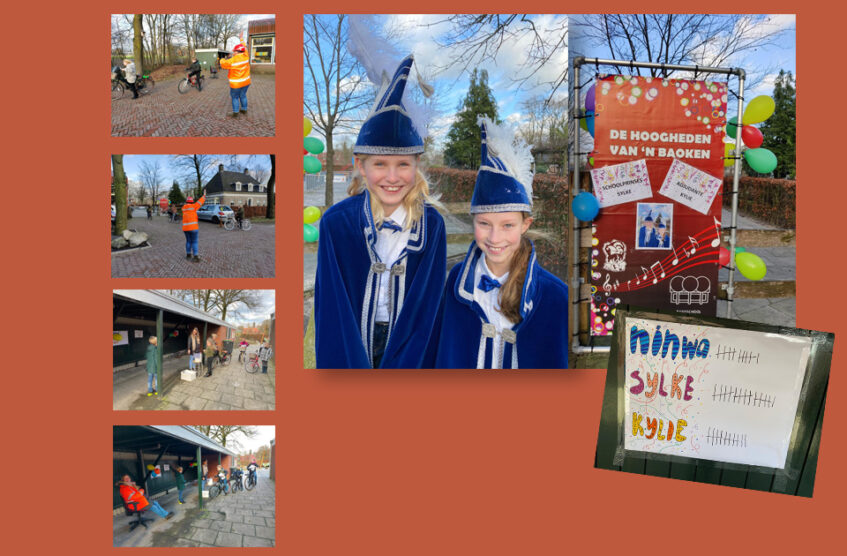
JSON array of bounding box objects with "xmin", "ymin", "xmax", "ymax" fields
[
  {"xmin": 719, "ymin": 247, "xmax": 730, "ymax": 267},
  {"xmin": 741, "ymin": 125, "xmax": 763, "ymax": 149}
]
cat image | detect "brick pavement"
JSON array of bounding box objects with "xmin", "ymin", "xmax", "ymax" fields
[
  {"xmin": 111, "ymin": 214, "xmax": 275, "ymax": 278},
  {"xmin": 115, "ymin": 469, "xmax": 275, "ymax": 547},
  {"xmin": 127, "ymin": 347, "xmax": 275, "ymax": 411},
  {"xmin": 111, "ymin": 74, "xmax": 275, "ymax": 137}
]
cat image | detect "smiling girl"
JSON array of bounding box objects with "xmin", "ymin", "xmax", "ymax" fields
[
  {"xmin": 313, "ymin": 54, "xmax": 446, "ymax": 369},
  {"xmin": 427, "ymin": 117, "xmax": 569, "ymax": 369}
]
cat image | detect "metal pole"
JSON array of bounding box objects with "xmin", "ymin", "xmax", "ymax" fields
[
  {"xmin": 197, "ymin": 445, "xmax": 203, "ymax": 510},
  {"xmin": 156, "ymin": 309, "xmax": 163, "ymax": 391},
  {"xmin": 579, "ymin": 57, "xmax": 741, "ymax": 76},
  {"xmin": 727, "ymin": 70, "xmax": 746, "ymax": 317},
  {"xmin": 570, "ymin": 58, "xmax": 582, "ymax": 356}
]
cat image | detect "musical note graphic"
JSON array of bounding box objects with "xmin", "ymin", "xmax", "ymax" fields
[
  {"xmin": 672, "ymin": 245, "xmax": 681, "ymax": 265},
  {"xmin": 650, "ymin": 261, "xmax": 666, "ymax": 284},
  {"xmin": 688, "ymin": 236, "xmax": 699, "ymax": 256},
  {"xmin": 711, "ymin": 216, "xmax": 721, "ymax": 248}
]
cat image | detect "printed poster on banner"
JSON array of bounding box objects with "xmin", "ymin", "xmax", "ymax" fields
[
  {"xmin": 589, "ymin": 75, "xmax": 727, "ymax": 336},
  {"xmin": 624, "ymin": 316, "xmax": 812, "ymax": 468},
  {"xmin": 659, "ymin": 158, "xmax": 723, "ymax": 214},
  {"xmin": 590, "ymin": 159, "xmax": 653, "ymax": 207}
]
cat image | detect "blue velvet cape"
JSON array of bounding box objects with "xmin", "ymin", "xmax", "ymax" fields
[
  {"xmin": 426, "ymin": 242, "xmax": 569, "ymax": 369},
  {"xmin": 314, "ymin": 191, "xmax": 446, "ymax": 369}
]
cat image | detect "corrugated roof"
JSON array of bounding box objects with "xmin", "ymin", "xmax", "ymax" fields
[
  {"xmin": 113, "ymin": 290, "xmax": 230, "ymax": 328},
  {"xmin": 147, "ymin": 426, "xmax": 237, "ymax": 456}
]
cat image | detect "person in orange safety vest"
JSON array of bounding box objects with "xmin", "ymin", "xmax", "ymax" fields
[
  {"xmin": 182, "ymin": 189, "xmax": 206, "ymax": 262},
  {"xmin": 117, "ymin": 475, "xmax": 174, "ymax": 519},
  {"xmin": 220, "ymin": 33, "xmax": 251, "ymax": 118}
]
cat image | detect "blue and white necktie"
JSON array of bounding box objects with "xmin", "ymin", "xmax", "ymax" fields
[{"xmin": 380, "ymin": 219, "xmax": 403, "ymax": 233}]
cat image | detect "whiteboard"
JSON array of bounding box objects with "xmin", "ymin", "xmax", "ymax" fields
[{"xmin": 623, "ymin": 316, "xmax": 812, "ymax": 468}]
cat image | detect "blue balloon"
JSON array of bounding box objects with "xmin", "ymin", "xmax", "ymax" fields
[
  {"xmin": 585, "ymin": 110, "xmax": 595, "ymax": 138},
  {"xmin": 572, "ymin": 192, "xmax": 600, "ymax": 221}
]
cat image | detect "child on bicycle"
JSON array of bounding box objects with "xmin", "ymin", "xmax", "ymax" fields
[
  {"xmin": 186, "ymin": 57, "xmax": 203, "ymax": 91},
  {"xmin": 216, "ymin": 465, "xmax": 229, "ymax": 492}
]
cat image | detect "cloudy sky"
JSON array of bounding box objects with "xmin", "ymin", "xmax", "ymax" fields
[
  {"xmin": 208, "ymin": 425, "xmax": 274, "ymax": 453},
  {"xmin": 116, "ymin": 155, "xmax": 272, "ymax": 187},
  {"xmin": 159, "ymin": 290, "xmax": 275, "ymax": 327},
  {"xmin": 306, "ymin": 14, "xmax": 794, "ymax": 149}
]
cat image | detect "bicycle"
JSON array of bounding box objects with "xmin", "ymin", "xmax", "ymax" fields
[
  {"xmin": 230, "ymin": 472, "xmax": 244, "ymax": 493},
  {"xmin": 244, "ymin": 470, "xmax": 257, "ymax": 491},
  {"xmin": 223, "ymin": 215, "xmax": 252, "ymax": 231},
  {"xmin": 208, "ymin": 477, "xmax": 229, "ymax": 499},
  {"xmin": 111, "ymin": 73, "xmax": 155, "ymax": 99},
  {"xmin": 178, "ymin": 71, "xmax": 204, "ymax": 94},
  {"xmin": 244, "ymin": 352, "xmax": 261, "ymax": 374}
]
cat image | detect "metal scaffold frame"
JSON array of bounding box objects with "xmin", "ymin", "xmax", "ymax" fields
[{"xmin": 570, "ymin": 57, "xmax": 746, "ymax": 355}]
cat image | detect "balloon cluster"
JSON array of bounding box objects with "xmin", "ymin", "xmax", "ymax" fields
[
  {"xmin": 572, "ymin": 84, "xmax": 601, "ymax": 221},
  {"xmin": 718, "ymin": 245, "xmax": 767, "ymax": 280},
  {"xmin": 303, "ymin": 117, "xmax": 324, "ymax": 174},
  {"xmin": 725, "ymin": 96, "xmax": 778, "ymax": 174},
  {"xmin": 304, "ymin": 206, "xmax": 320, "ymax": 243}
]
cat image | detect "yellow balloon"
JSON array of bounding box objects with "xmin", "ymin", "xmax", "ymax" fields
[
  {"xmin": 742, "ymin": 95, "xmax": 775, "ymax": 125},
  {"xmin": 303, "ymin": 117, "xmax": 312, "ymax": 138},
  {"xmin": 147, "ymin": 464, "xmax": 155, "ymax": 470},
  {"xmin": 724, "ymin": 142, "xmax": 736, "ymax": 167}
]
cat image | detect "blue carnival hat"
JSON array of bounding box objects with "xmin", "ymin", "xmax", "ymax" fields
[
  {"xmin": 353, "ymin": 56, "xmax": 424, "ymax": 155},
  {"xmin": 470, "ymin": 116, "xmax": 534, "ymax": 214},
  {"xmin": 348, "ymin": 16, "xmax": 433, "ymax": 156}
]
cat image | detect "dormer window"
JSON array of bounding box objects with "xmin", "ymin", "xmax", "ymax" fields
[
  {"xmin": 235, "ymin": 182, "xmax": 242, "ymax": 192},
  {"xmin": 248, "ymin": 183, "xmax": 254, "ymax": 192}
]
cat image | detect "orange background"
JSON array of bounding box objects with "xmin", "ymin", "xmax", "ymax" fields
[{"xmin": 5, "ymin": 4, "xmax": 844, "ymax": 555}]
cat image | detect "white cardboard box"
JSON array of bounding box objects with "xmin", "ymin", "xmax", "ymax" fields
[{"xmin": 180, "ymin": 369, "xmax": 197, "ymax": 381}]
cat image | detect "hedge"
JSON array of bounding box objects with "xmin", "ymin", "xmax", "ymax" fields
[{"xmin": 721, "ymin": 176, "xmax": 796, "ymax": 229}]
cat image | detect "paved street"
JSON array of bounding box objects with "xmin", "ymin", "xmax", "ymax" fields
[
  {"xmin": 114, "ymin": 468, "xmax": 275, "ymax": 547},
  {"xmin": 112, "ymin": 213, "xmax": 275, "ymax": 278},
  {"xmin": 111, "ymin": 74, "xmax": 275, "ymax": 137},
  {"xmin": 114, "ymin": 346, "xmax": 275, "ymax": 411}
]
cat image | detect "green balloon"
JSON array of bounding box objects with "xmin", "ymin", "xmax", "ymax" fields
[
  {"xmin": 726, "ymin": 116, "xmax": 739, "ymax": 139},
  {"xmin": 735, "ymin": 252, "xmax": 766, "ymax": 281},
  {"xmin": 304, "ymin": 223, "xmax": 319, "ymax": 243},
  {"xmin": 304, "ymin": 155, "xmax": 322, "ymax": 174},
  {"xmin": 304, "ymin": 136, "xmax": 325, "ymax": 155},
  {"xmin": 734, "ymin": 246, "xmax": 747, "ymax": 254},
  {"xmin": 303, "ymin": 206, "xmax": 321, "ymax": 225},
  {"xmin": 743, "ymin": 147, "xmax": 777, "ymax": 174}
]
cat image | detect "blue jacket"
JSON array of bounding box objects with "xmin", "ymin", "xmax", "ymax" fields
[
  {"xmin": 314, "ymin": 191, "xmax": 446, "ymax": 368},
  {"xmin": 426, "ymin": 242, "xmax": 569, "ymax": 369}
]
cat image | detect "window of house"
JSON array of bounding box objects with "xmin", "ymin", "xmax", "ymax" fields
[
  {"xmin": 248, "ymin": 183, "xmax": 253, "ymax": 192},
  {"xmin": 235, "ymin": 182, "xmax": 242, "ymax": 192},
  {"xmin": 250, "ymin": 35, "xmax": 274, "ymax": 64}
]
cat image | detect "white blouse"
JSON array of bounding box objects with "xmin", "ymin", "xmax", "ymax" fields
[{"xmin": 374, "ymin": 204, "xmax": 411, "ymax": 323}]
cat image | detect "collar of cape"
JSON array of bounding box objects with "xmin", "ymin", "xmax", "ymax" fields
[
  {"xmin": 453, "ymin": 240, "xmax": 538, "ymax": 327},
  {"xmin": 359, "ymin": 189, "xmax": 426, "ymax": 259}
]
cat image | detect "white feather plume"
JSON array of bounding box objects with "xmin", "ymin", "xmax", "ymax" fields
[
  {"xmin": 347, "ymin": 14, "xmax": 432, "ymax": 140},
  {"xmin": 478, "ymin": 115, "xmax": 535, "ymax": 199}
]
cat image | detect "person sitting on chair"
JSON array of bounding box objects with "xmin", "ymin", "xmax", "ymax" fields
[{"xmin": 117, "ymin": 475, "xmax": 174, "ymax": 520}]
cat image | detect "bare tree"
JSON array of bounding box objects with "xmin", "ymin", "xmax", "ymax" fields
[
  {"xmin": 193, "ymin": 425, "xmax": 258, "ymax": 449},
  {"xmin": 171, "ymin": 154, "xmax": 216, "ymax": 198},
  {"xmin": 138, "ymin": 159, "xmax": 164, "ymax": 205},
  {"xmin": 112, "ymin": 155, "xmax": 128, "ymax": 235},
  {"xmin": 303, "ymin": 14, "xmax": 371, "ymax": 207},
  {"xmin": 422, "ymin": 15, "xmax": 569, "ymax": 101},
  {"xmin": 572, "ymin": 14, "xmax": 789, "ymax": 84},
  {"xmin": 132, "ymin": 15, "xmax": 144, "ymax": 75},
  {"xmin": 213, "ymin": 290, "xmax": 262, "ymax": 320}
]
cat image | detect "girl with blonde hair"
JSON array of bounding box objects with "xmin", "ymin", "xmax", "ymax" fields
[{"xmin": 314, "ymin": 43, "xmax": 446, "ymax": 369}]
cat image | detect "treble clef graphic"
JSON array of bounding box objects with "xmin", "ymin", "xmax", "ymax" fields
[{"xmin": 603, "ymin": 274, "xmax": 612, "ymax": 293}]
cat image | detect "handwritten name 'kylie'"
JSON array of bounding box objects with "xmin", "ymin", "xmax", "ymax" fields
[{"xmin": 632, "ymin": 412, "xmax": 688, "ymax": 442}]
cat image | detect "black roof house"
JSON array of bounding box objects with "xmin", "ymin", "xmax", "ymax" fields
[{"xmin": 204, "ymin": 164, "xmax": 265, "ymax": 195}]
